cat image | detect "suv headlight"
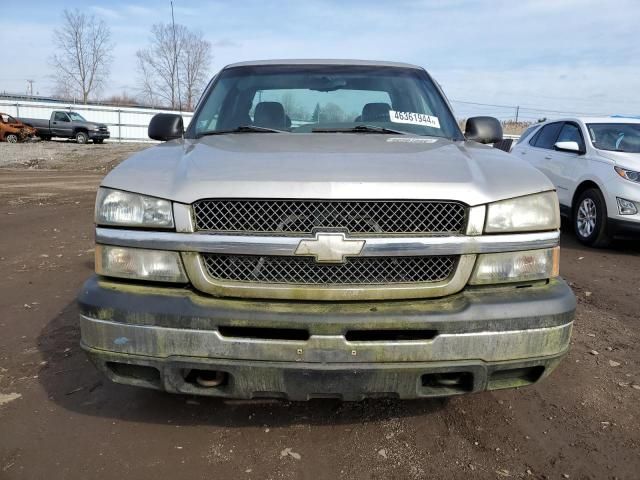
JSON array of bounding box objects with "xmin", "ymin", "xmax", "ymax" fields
[
  {"xmin": 95, "ymin": 188, "xmax": 174, "ymax": 228},
  {"xmin": 614, "ymin": 166, "xmax": 640, "ymax": 183},
  {"xmin": 485, "ymin": 191, "xmax": 560, "ymax": 233}
]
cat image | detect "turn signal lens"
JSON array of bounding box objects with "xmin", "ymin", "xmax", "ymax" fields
[
  {"xmin": 470, "ymin": 247, "xmax": 559, "ymax": 285},
  {"xmin": 95, "ymin": 245, "xmax": 187, "ymax": 283}
]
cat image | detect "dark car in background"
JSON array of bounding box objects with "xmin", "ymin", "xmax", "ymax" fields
[{"xmin": 19, "ymin": 110, "xmax": 110, "ymax": 144}]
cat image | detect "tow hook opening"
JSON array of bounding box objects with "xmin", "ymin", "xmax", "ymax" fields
[
  {"xmin": 105, "ymin": 362, "xmax": 161, "ymax": 386},
  {"xmin": 421, "ymin": 372, "xmax": 474, "ymax": 394},
  {"xmin": 218, "ymin": 326, "xmax": 310, "ymax": 341},
  {"xmin": 183, "ymin": 369, "xmax": 229, "ymax": 388},
  {"xmin": 488, "ymin": 366, "xmax": 545, "ymax": 390},
  {"xmin": 345, "ymin": 329, "xmax": 438, "ymax": 342}
]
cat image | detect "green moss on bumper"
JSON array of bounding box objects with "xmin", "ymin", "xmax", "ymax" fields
[{"xmin": 77, "ymin": 276, "xmax": 575, "ymax": 398}]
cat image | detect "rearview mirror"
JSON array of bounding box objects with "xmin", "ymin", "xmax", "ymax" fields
[
  {"xmin": 465, "ymin": 116, "xmax": 503, "ymax": 144},
  {"xmin": 148, "ymin": 113, "xmax": 184, "ymax": 141},
  {"xmin": 554, "ymin": 141, "xmax": 583, "ymax": 154}
]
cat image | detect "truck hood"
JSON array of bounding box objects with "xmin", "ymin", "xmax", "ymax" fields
[{"xmin": 102, "ymin": 133, "xmax": 554, "ymax": 206}]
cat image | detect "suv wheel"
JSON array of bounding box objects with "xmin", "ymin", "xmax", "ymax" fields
[
  {"xmin": 574, "ymin": 188, "xmax": 611, "ymax": 247},
  {"xmin": 5, "ymin": 133, "xmax": 18, "ymax": 143},
  {"xmin": 76, "ymin": 131, "xmax": 88, "ymax": 144}
]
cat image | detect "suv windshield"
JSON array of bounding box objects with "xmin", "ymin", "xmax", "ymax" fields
[
  {"xmin": 69, "ymin": 112, "xmax": 86, "ymax": 122},
  {"xmin": 189, "ymin": 65, "xmax": 463, "ymax": 140},
  {"xmin": 587, "ymin": 123, "xmax": 640, "ymax": 153}
]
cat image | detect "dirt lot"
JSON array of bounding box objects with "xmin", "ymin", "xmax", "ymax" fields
[{"xmin": 0, "ymin": 142, "xmax": 639, "ymax": 480}]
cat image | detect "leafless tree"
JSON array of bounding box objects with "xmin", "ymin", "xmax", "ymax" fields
[
  {"xmin": 136, "ymin": 24, "xmax": 211, "ymax": 110},
  {"xmin": 320, "ymin": 103, "xmax": 346, "ymax": 122},
  {"xmin": 103, "ymin": 91, "xmax": 140, "ymax": 107},
  {"xmin": 280, "ymin": 93, "xmax": 308, "ymax": 121},
  {"xmin": 180, "ymin": 30, "xmax": 211, "ymax": 110},
  {"xmin": 52, "ymin": 10, "xmax": 113, "ymax": 104}
]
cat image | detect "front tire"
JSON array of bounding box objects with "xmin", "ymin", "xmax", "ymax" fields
[
  {"xmin": 574, "ymin": 188, "xmax": 611, "ymax": 247},
  {"xmin": 5, "ymin": 133, "xmax": 18, "ymax": 143},
  {"xmin": 94, "ymin": 139, "xmax": 104, "ymax": 144},
  {"xmin": 75, "ymin": 131, "xmax": 88, "ymax": 144}
]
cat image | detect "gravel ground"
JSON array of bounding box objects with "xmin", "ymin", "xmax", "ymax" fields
[
  {"xmin": 0, "ymin": 141, "xmax": 149, "ymax": 172},
  {"xmin": 0, "ymin": 143, "xmax": 639, "ymax": 479}
]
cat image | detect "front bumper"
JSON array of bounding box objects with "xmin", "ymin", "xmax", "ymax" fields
[
  {"xmin": 78, "ymin": 276, "xmax": 575, "ymax": 400},
  {"xmin": 609, "ymin": 218, "xmax": 640, "ymax": 236},
  {"xmin": 603, "ymin": 176, "xmax": 640, "ymax": 231},
  {"xmin": 88, "ymin": 130, "xmax": 110, "ymax": 140}
]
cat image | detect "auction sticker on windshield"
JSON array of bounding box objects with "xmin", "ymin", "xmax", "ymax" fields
[{"xmin": 389, "ymin": 110, "xmax": 440, "ymax": 128}]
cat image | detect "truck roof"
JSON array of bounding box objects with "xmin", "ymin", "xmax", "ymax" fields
[
  {"xmin": 542, "ymin": 117, "xmax": 640, "ymax": 125},
  {"xmin": 224, "ymin": 59, "xmax": 424, "ymax": 70}
]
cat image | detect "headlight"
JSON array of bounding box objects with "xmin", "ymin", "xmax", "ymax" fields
[
  {"xmin": 95, "ymin": 188, "xmax": 174, "ymax": 228},
  {"xmin": 614, "ymin": 166, "xmax": 640, "ymax": 183},
  {"xmin": 96, "ymin": 245, "xmax": 187, "ymax": 283},
  {"xmin": 485, "ymin": 191, "xmax": 560, "ymax": 233},
  {"xmin": 470, "ymin": 247, "xmax": 559, "ymax": 285}
]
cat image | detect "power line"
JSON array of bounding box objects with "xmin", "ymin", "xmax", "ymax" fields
[
  {"xmin": 449, "ymin": 97, "xmax": 632, "ymax": 119},
  {"xmin": 451, "ymin": 99, "xmax": 517, "ymax": 109}
]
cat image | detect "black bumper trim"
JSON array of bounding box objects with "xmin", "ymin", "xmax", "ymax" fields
[
  {"xmin": 77, "ymin": 276, "xmax": 576, "ymax": 335},
  {"xmin": 609, "ymin": 218, "xmax": 640, "ymax": 236},
  {"xmin": 84, "ymin": 346, "xmax": 568, "ymax": 401}
]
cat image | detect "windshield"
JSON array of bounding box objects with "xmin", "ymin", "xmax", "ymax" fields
[
  {"xmin": 587, "ymin": 123, "xmax": 640, "ymax": 153},
  {"xmin": 69, "ymin": 112, "xmax": 86, "ymax": 122},
  {"xmin": 189, "ymin": 65, "xmax": 463, "ymax": 140}
]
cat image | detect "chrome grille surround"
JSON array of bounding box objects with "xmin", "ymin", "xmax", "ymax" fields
[
  {"xmin": 96, "ymin": 224, "xmax": 560, "ymax": 301},
  {"xmin": 201, "ymin": 254, "xmax": 457, "ymax": 285},
  {"xmin": 193, "ymin": 199, "xmax": 467, "ymax": 234}
]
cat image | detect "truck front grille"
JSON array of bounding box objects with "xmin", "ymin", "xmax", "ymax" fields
[
  {"xmin": 193, "ymin": 200, "xmax": 466, "ymax": 235},
  {"xmin": 201, "ymin": 254, "xmax": 457, "ymax": 285}
]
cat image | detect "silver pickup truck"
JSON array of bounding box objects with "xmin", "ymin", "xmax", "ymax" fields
[{"xmin": 78, "ymin": 60, "xmax": 575, "ymax": 400}]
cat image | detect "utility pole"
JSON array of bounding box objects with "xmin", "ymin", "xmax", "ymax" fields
[
  {"xmin": 26, "ymin": 79, "xmax": 35, "ymax": 96},
  {"xmin": 515, "ymin": 105, "xmax": 520, "ymax": 123},
  {"xmin": 170, "ymin": 1, "xmax": 183, "ymax": 112}
]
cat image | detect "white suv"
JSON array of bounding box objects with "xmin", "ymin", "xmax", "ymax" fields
[{"xmin": 512, "ymin": 117, "xmax": 640, "ymax": 246}]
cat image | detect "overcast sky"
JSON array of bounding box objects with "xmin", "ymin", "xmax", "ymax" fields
[{"xmin": 2, "ymin": 0, "xmax": 639, "ymax": 120}]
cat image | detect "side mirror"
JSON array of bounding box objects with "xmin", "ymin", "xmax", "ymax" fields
[
  {"xmin": 148, "ymin": 113, "xmax": 184, "ymax": 141},
  {"xmin": 465, "ymin": 116, "xmax": 503, "ymax": 144},
  {"xmin": 554, "ymin": 141, "xmax": 583, "ymax": 154}
]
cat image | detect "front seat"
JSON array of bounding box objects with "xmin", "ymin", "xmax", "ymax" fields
[
  {"xmin": 361, "ymin": 103, "xmax": 392, "ymax": 122},
  {"xmin": 254, "ymin": 102, "xmax": 286, "ymax": 129}
]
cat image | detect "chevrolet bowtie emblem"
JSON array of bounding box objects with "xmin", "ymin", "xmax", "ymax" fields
[{"xmin": 295, "ymin": 233, "xmax": 365, "ymax": 263}]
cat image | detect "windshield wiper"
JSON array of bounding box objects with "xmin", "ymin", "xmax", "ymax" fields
[
  {"xmin": 311, "ymin": 124, "xmax": 407, "ymax": 135},
  {"xmin": 197, "ymin": 125, "xmax": 288, "ymax": 137}
]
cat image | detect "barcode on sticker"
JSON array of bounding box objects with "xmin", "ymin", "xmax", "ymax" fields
[{"xmin": 389, "ymin": 110, "xmax": 440, "ymax": 128}]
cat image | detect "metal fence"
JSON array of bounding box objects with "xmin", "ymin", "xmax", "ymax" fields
[
  {"xmin": 0, "ymin": 97, "xmax": 193, "ymax": 142},
  {"xmin": 1, "ymin": 96, "xmax": 524, "ymax": 145}
]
